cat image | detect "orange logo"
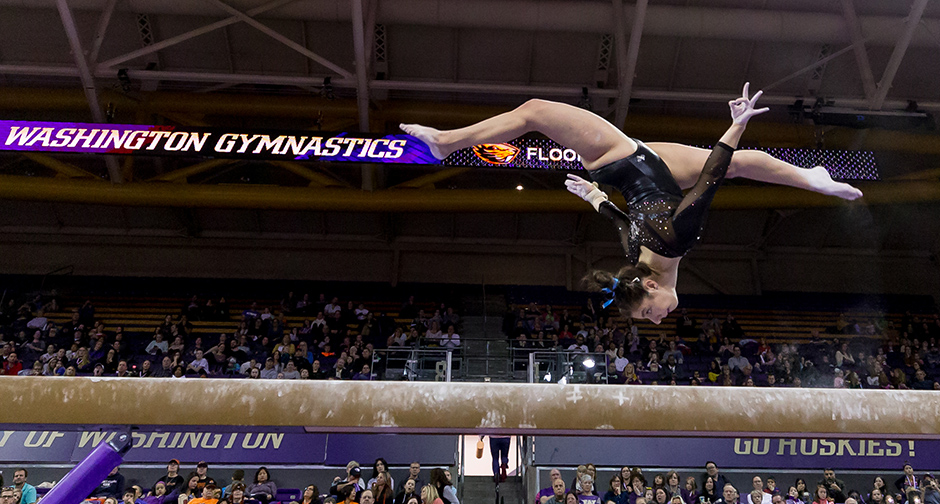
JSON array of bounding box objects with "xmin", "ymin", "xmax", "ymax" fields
[{"xmin": 471, "ymin": 143, "xmax": 519, "ymax": 165}]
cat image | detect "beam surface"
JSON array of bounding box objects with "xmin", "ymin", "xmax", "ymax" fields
[{"xmin": 1, "ymin": 376, "xmax": 939, "ymax": 436}]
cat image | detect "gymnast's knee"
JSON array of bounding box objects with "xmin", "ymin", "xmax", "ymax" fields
[
  {"xmin": 727, "ymin": 149, "xmax": 773, "ymax": 178},
  {"xmin": 514, "ymin": 99, "xmax": 552, "ymax": 123}
]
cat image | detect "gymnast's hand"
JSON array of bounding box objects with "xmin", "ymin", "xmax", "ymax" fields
[
  {"xmin": 565, "ymin": 173, "xmax": 608, "ymax": 210},
  {"xmin": 729, "ymin": 82, "xmax": 769, "ymax": 125},
  {"xmin": 564, "ymin": 173, "xmax": 597, "ymax": 199}
]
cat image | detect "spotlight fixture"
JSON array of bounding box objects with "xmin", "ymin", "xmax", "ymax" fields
[
  {"xmin": 516, "ymin": 184, "xmax": 524, "ymax": 191},
  {"xmin": 582, "ymin": 357, "xmax": 596, "ymax": 369}
]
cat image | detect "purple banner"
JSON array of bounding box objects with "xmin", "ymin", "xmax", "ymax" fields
[
  {"xmin": 535, "ymin": 436, "xmax": 938, "ymax": 471},
  {"xmin": 0, "ymin": 120, "xmax": 426, "ymax": 165},
  {"xmin": 0, "ymin": 427, "xmax": 455, "ymax": 465}
]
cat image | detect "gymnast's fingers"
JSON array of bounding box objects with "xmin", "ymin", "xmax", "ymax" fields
[
  {"xmin": 750, "ymin": 89, "xmax": 763, "ymax": 105},
  {"xmin": 753, "ymin": 107, "xmax": 770, "ymax": 115},
  {"xmin": 567, "ymin": 173, "xmax": 586, "ymax": 181},
  {"xmin": 742, "ymin": 82, "xmax": 750, "ymax": 100}
]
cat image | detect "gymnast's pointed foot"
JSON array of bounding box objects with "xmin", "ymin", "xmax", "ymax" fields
[
  {"xmin": 400, "ymin": 123, "xmax": 449, "ymax": 160},
  {"xmin": 807, "ymin": 166, "xmax": 864, "ymax": 200}
]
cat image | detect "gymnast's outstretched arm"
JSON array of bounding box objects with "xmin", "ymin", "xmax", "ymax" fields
[
  {"xmin": 564, "ymin": 176, "xmax": 636, "ymax": 260},
  {"xmin": 672, "ymin": 83, "xmax": 767, "ymax": 233}
]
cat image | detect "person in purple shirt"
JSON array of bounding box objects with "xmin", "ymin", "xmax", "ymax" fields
[
  {"xmin": 578, "ymin": 475, "xmax": 602, "ymax": 504},
  {"xmin": 536, "ymin": 470, "xmax": 566, "ymax": 504}
]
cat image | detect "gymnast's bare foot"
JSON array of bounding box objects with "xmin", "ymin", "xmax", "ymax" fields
[
  {"xmin": 806, "ymin": 166, "xmax": 864, "ymax": 200},
  {"xmin": 400, "ymin": 123, "xmax": 450, "ymax": 160}
]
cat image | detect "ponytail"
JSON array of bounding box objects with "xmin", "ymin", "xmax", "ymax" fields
[{"xmin": 582, "ymin": 263, "xmax": 653, "ymax": 316}]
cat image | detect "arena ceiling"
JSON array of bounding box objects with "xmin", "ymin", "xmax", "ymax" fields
[{"xmin": 0, "ymin": 0, "xmax": 940, "ymax": 265}]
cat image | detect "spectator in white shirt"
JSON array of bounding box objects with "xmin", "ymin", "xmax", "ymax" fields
[
  {"xmin": 188, "ymin": 349, "xmax": 210, "ymax": 374},
  {"xmin": 441, "ymin": 325, "xmax": 461, "ymax": 348}
]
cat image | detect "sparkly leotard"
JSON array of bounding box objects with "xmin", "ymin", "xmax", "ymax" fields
[{"xmin": 588, "ymin": 139, "xmax": 734, "ymax": 264}]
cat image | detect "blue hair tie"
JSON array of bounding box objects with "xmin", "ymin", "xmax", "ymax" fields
[{"xmin": 600, "ymin": 277, "xmax": 620, "ymax": 308}]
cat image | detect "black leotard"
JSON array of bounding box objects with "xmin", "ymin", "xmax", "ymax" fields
[{"xmin": 588, "ymin": 139, "xmax": 734, "ymax": 264}]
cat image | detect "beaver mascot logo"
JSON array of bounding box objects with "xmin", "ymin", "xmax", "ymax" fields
[{"xmin": 471, "ymin": 143, "xmax": 520, "ymax": 165}]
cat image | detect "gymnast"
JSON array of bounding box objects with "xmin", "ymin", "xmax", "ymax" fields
[{"xmin": 400, "ymin": 84, "xmax": 863, "ymax": 324}]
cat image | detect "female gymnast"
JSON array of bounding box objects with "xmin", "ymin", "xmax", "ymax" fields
[{"xmin": 400, "ymin": 84, "xmax": 863, "ymax": 324}]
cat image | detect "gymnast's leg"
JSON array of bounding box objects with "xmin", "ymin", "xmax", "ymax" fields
[
  {"xmin": 401, "ymin": 99, "xmax": 638, "ymax": 170},
  {"xmin": 646, "ymin": 142, "xmax": 864, "ymax": 200}
]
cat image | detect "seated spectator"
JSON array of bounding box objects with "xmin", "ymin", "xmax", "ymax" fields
[
  {"xmin": 178, "ymin": 474, "xmax": 200, "ymax": 504},
  {"xmin": 12, "ymin": 468, "xmax": 37, "ymax": 504},
  {"xmin": 123, "ymin": 489, "xmax": 142, "ymax": 504},
  {"xmin": 372, "ymin": 473, "xmax": 394, "ymax": 504},
  {"xmin": 683, "ymin": 477, "xmax": 699, "ymax": 504},
  {"xmin": 352, "ymin": 364, "xmax": 375, "ymax": 381},
  {"xmin": 542, "ymin": 479, "xmax": 567, "ymax": 504},
  {"xmin": 147, "ymin": 334, "xmax": 169, "ymax": 356},
  {"xmin": 394, "ymin": 480, "xmax": 419, "ymax": 504},
  {"xmin": 441, "ymin": 325, "xmax": 461, "ymax": 348},
  {"xmin": 195, "ymin": 462, "xmax": 217, "ymax": 494},
  {"xmin": 332, "ymin": 463, "xmax": 365, "ymax": 498},
  {"xmin": 604, "ymin": 476, "xmax": 628, "ymax": 504},
  {"xmin": 281, "ymin": 361, "xmax": 301, "ymax": 379},
  {"xmin": 228, "ymin": 486, "xmax": 246, "ymax": 504},
  {"xmin": 300, "ymin": 485, "xmax": 321, "ymax": 504},
  {"xmin": 188, "ymin": 485, "xmax": 220, "ymax": 504},
  {"xmin": 2, "ymin": 352, "xmax": 23, "ymax": 375},
  {"xmin": 420, "ymin": 486, "xmax": 443, "ymax": 504},
  {"xmin": 156, "ymin": 460, "xmax": 185, "ymax": 495},
  {"xmin": 142, "ymin": 481, "xmax": 175, "ymax": 504},
  {"xmin": 728, "ymin": 347, "xmax": 749, "ymax": 373},
  {"xmin": 260, "ymin": 358, "xmax": 280, "ymax": 379},
  {"xmin": 579, "ymin": 475, "xmax": 602, "ymax": 504},
  {"xmin": 92, "ymin": 466, "xmax": 126, "ymax": 500},
  {"xmin": 247, "ymin": 468, "xmax": 277, "ymax": 503},
  {"xmin": 222, "ymin": 472, "xmax": 245, "ymax": 498},
  {"xmin": 659, "ymin": 355, "xmax": 685, "ymax": 382}
]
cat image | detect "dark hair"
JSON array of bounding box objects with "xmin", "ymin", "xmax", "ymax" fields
[
  {"xmin": 254, "ymin": 467, "xmax": 270, "ymax": 484},
  {"xmin": 371, "ymin": 458, "xmax": 389, "ymax": 479},
  {"xmin": 429, "ymin": 468, "xmax": 448, "ymax": 489},
  {"xmin": 583, "ymin": 263, "xmax": 654, "ymax": 314}
]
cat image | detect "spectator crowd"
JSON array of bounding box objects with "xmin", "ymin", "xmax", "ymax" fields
[
  {"xmin": 1, "ymin": 459, "xmax": 457, "ymax": 504},
  {"xmin": 0, "ymin": 290, "xmax": 461, "ymax": 382},
  {"xmin": 507, "ymin": 302, "xmax": 940, "ymax": 389},
  {"xmin": 536, "ymin": 463, "xmax": 938, "ymax": 504}
]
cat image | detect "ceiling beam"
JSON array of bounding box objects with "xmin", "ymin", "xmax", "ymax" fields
[
  {"xmin": 88, "ymin": 0, "xmax": 118, "ymax": 64},
  {"xmin": 7, "ymin": 64, "xmax": 940, "ymax": 112},
  {"xmin": 202, "ymin": 0, "xmax": 353, "ymax": 79},
  {"xmin": 762, "ymin": 21, "xmax": 903, "ymax": 93},
  {"xmin": 870, "ymin": 0, "xmax": 930, "ymax": 110},
  {"xmin": 55, "ymin": 0, "xmax": 123, "ymax": 184},
  {"xmin": 97, "ymin": 0, "xmax": 298, "ymax": 69},
  {"xmin": 839, "ymin": 0, "xmax": 877, "ymax": 101},
  {"xmin": 612, "ymin": 0, "xmax": 648, "ymax": 129},
  {"xmin": 351, "ymin": 0, "xmax": 370, "ymax": 132},
  {"xmin": 0, "ymin": 175, "xmax": 936, "ymax": 212}
]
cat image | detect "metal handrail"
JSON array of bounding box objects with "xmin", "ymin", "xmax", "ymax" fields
[
  {"xmin": 372, "ymin": 347, "xmax": 453, "ymax": 382},
  {"xmin": 517, "ymin": 350, "xmax": 610, "ymax": 384}
]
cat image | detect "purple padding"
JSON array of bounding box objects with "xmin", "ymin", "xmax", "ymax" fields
[{"xmin": 41, "ymin": 434, "xmax": 129, "ymax": 504}]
